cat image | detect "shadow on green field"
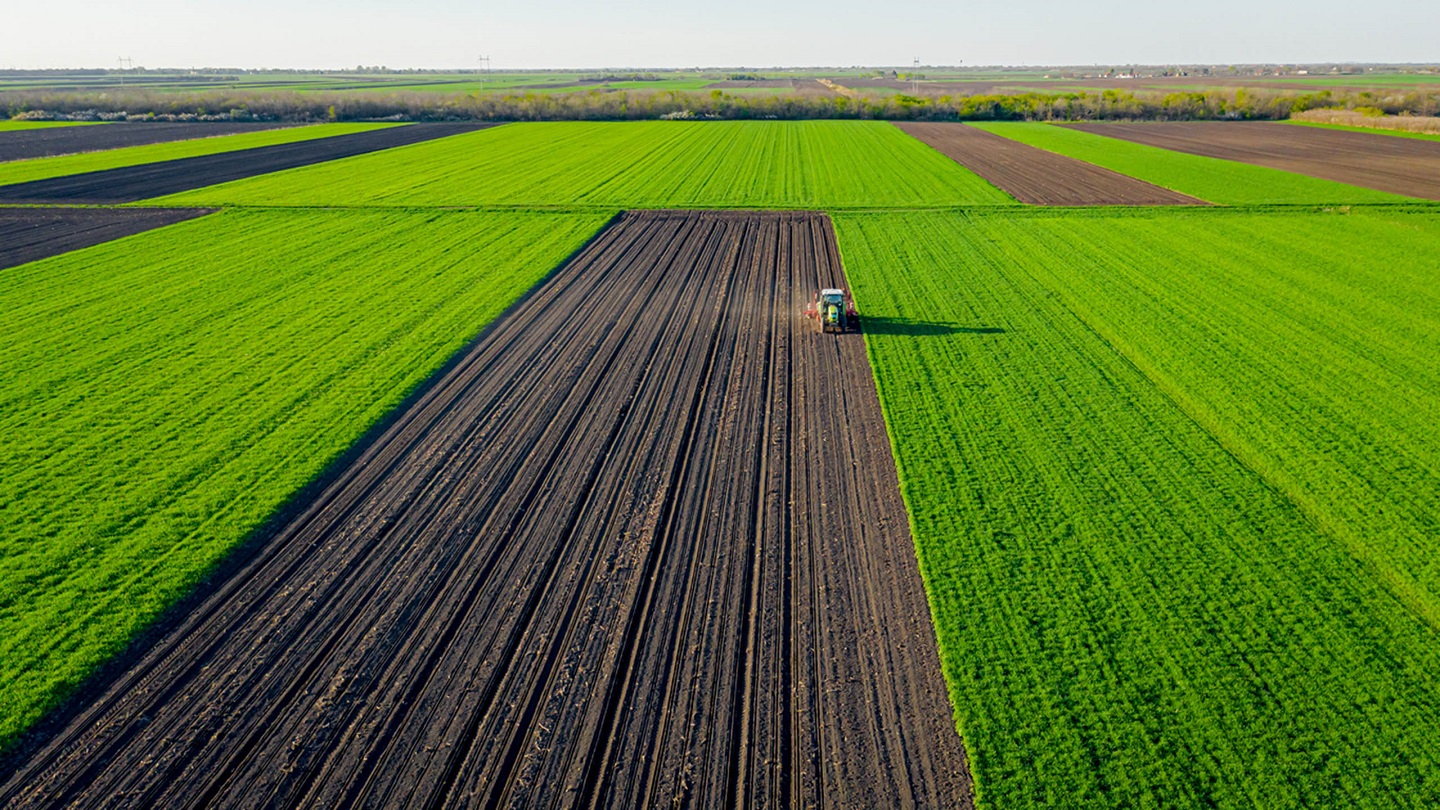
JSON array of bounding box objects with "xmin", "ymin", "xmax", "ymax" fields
[{"xmin": 859, "ymin": 315, "xmax": 1005, "ymax": 337}]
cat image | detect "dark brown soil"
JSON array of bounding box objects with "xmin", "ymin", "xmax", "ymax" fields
[
  {"xmin": 896, "ymin": 122, "xmax": 1207, "ymax": 205},
  {"xmin": 0, "ymin": 210, "xmax": 971, "ymax": 809},
  {"xmin": 0, "ymin": 123, "xmax": 298, "ymax": 163},
  {"xmin": 0, "ymin": 207, "xmax": 214, "ymax": 269},
  {"xmin": 1066, "ymin": 121, "xmax": 1440, "ymax": 200},
  {"xmin": 0, "ymin": 124, "xmax": 492, "ymax": 204}
]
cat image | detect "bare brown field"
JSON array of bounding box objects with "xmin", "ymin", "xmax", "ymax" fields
[
  {"xmin": 0, "ymin": 210, "xmax": 970, "ymax": 809},
  {"xmin": 0, "ymin": 207, "xmax": 212, "ymax": 269},
  {"xmin": 0, "ymin": 122, "xmax": 295, "ymax": 163},
  {"xmin": 0, "ymin": 124, "xmax": 489, "ymax": 204},
  {"xmin": 1066, "ymin": 121, "xmax": 1440, "ymax": 200},
  {"xmin": 896, "ymin": 122, "xmax": 1206, "ymax": 205}
]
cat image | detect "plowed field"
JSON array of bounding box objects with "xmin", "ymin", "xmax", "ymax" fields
[
  {"xmin": 895, "ymin": 123, "xmax": 1205, "ymax": 205},
  {"xmin": 0, "ymin": 124, "xmax": 488, "ymax": 204},
  {"xmin": 0, "ymin": 122, "xmax": 294, "ymax": 162},
  {"xmin": 0, "ymin": 210, "xmax": 969, "ymax": 808},
  {"xmin": 1067, "ymin": 121, "xmax": 1440, "ymax": 200},
  {"xmin": 0, "ymin": 207, "xmax": 211, "ymax": 269}
]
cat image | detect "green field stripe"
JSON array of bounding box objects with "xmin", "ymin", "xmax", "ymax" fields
[
  {"xmin": 971, "ymin": 122, "xmax": 1418, "ymax": 205},
  {"xmin": 150, "ymin": 121, "xmax": 1016, "ymax": 209},
  {"xmin": 834, "ymin": 210, "xmax": 1440, "ymax": 809},
  {"xmin": 0, "ymin": 121, "xmax": 104, "ymax": 131},
  {"xmin": 0, "ymin": 123, "xmax": 402, "ymax": 186},
  {"xmin": 0, "ymin": 208, "xmax": 613, "ymax": 749},
  {"xmin": 1286, "ymin": 119, "xmax": 1440, "ymax": 143}
]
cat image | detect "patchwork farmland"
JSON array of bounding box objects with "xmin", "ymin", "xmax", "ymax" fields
[
  {"xmin": 894, "ymin": 122, "xmax": 1206, "ymax": 205},
  {"xmin": 0, "ymin": 119, "xmax": 1438, "ymax": 809},
  {"xmin": 1065, "ymin": 121, "xmax": 1440, "ymax": 200},
  {"xmin": 3, "ymin": 211, "xmax": 967, "ymax": 807},
  {"xmin": 0, "ymin": 124, "xmax": 488, "ymax": 203},
  {"xmin": 0, "ymin": 122, "xmax": 300, "ymax": 162}
]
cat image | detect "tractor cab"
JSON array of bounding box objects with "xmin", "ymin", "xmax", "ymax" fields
[{"xmin": 806, "ymin": 288, "xmax": 859, "ymax": 333}]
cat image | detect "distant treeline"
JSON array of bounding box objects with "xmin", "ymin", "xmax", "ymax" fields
[{"xmin": 5, "ymin": 86, "xmax": 1437, "ymax": 123}]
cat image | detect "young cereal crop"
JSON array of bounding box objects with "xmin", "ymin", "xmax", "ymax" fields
[
  {"xmin": 0, "ymin": 208, "xmax": 612, "ymax": 749},
  {"xmin": 151, "ymin": 121, "xmax": 1016, "ymax": 209},
  {"xmin": 0, "ymin": 123, "xmax": 399, "ymax": 186},
  {"xmin": 971, "ymin": 122, "xmax": 1417, "ymax": 204},
  {"xmin": 832, "ymin": 210, "xmax": 1440, "ymax": 809},
  {"xmin": 964, "ymin": 208, "xmax": 1440, "ymax": 624},
  {"xmin": 0, "ymin": 121, "xmax": 102, "ymax": 131}
]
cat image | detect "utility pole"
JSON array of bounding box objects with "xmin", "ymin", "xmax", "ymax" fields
[
  {"xmin": 478, "ymin": 54, "xmax": 491, "ymax": 91},
  {"xmin": 913, "ymin": 57, "xmax": 920, "ymax": 95},
  {"xmin": 117, "ymin": 56, "xmax": 134, "ymax": 87}
]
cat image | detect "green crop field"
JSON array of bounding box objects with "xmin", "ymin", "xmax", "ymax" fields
[
  {"xmin": 596, "ymin": 79, "xmax": 715, "ymax": 92},
  {"xmin": 0, "ymin": 121, "xmax": 101, "ymax": 131},
  {"xmin": 1269, "ymin": 74, "xmax": 1440, "ymax": 86},
  {"xmin": 0, "ymin": 123, "xmax": 399, "ymax": 186},
  {"xmin": 985, "ymin": 209, "xmax": 1440, "ymax": 622},
  {"xmin": 0, "ymin": 208, "xmax": 611, "ymax": 747},
  {"xmin": 152, "ymin": 121, "xmax": 1016, "ymax": 209},
  {"xmin": 834, "ymin": 208, "xmax": 1440, "ymax": 808},
  {"xmin": 971, "ymin": 122, "xmax": 1418, "ymax": 204},
  {"xmin": 1287, "ymin": 120, "xmax": 1440, "ymax": 142}
]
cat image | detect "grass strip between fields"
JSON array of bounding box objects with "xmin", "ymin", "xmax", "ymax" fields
[
  {"xmin": 0, "ymin": 123, "xmax": 402, "ymax": 186},
  {"xmin": 834, "ymin": 208, "xmax": 1440, "ymax": 809},
  {"xmin": 971, "ymin": 121, "xmax": 1419, "ymax": 205},
  {"xmin": 1285, "ymin": 119, "xmax": 1440, "ymax": 142},
  {"xmin": 0, "ymin": 207, "xmax": 614, "ymax": 750},
  {"xmin": 0, "ymin": 121, "xmax": 103, "ymax": 131}
]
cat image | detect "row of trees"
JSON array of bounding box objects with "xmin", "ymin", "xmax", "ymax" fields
[{"xmin": 5, "ymin": 85, "xmax": 1437, "ymax": 123}]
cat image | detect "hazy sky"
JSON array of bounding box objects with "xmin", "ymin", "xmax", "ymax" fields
[{"xmin": 6, "ymin": 0, "xmax": 1437, "ymax": 70}]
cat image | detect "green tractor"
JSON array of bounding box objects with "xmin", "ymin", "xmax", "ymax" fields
[{"xmin": 806, "ymin": 288, "xmax": 858, "ymax": 333}]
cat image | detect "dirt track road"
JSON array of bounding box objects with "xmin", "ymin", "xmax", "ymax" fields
[
  {"xmin": 1066, "ymin": 121, "xmax": 1440, "ymax": 200},
  {"xmin": 0, "ymin": 210, "xmax": 970, "ymax": 808}
]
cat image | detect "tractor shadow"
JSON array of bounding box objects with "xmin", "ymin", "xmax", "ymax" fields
[{"xmin": 858, "ymin": 315, "xmax": 1005, "ymax": 337}]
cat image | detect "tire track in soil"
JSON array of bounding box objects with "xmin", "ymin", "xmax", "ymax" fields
[{"xmin": 0, "ymin": 210, "xmax": 971, "ymax": 809}]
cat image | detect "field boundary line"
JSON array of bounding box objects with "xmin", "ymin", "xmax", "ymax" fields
[
  {"xmin": 57, "ymin": 200, "xmax": 1440, "ymax": 217},
  {"xmin": 832, "ymin": 223, "xmax": 981, "ymax": 798}
]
